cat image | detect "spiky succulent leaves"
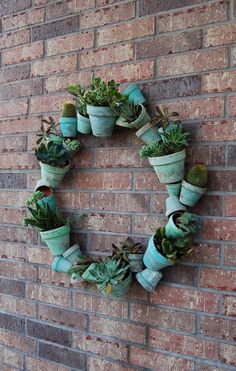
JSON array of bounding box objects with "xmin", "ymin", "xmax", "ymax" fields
[
  {"xmin": 35, "ymin": 142, "xmax": 70, "ymax": 167},
  {"xmin": 161, "ymin": 124, "xmax": 190, "ymax": 154},
  {"xmin": 150, "ymin": 106, "xmax": 179, "ymax": 129},
  {"xmin": 112, "ymin": 237, "xmax": 143, "ymax": 262},
  {"xmin": 36, "ymin": 116, "xmax": 60, "ymax": 145},
  {"xmin": 26, "ymin": 191, "xmax": 45, "ymax": 206},
  {"xmin": 85, "ymin": 78, "xmax": 125, "ymax": 107},
  {"xmin": 61, "ymin": 102, "xmax": 77, "ymax": 118},
  {"xmin": 65, "ymin": 139, "xmax": 81, "ymax": 151},
  {"xmin": 176, "ymin": 212, "xmax": 201, "ymax": 235},
  {"xmin": 23, "ymin": 203, "xmax": 65, "ymax": 231},
  {"xmin": 67, "ymin": 83, "xmax": 87, "ymax": 117},
  {"xmin": 139, "ymin": 141, "xmax": 166, "ymax": 159},
  {"xmin": 68, "ymin": 256, "xmax": 90, "ymax": 276},
  {"xmin": 112, "ymin": 101, "xmax": 141, "ymax": 123},
  {"xmin": 187, "ymin": 163, "xmax": 207, "ymax": 188}
]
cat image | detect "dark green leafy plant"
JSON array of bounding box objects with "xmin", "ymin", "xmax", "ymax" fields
[
  {"xmin": 85, "ymin": 78, "xmax": 125, "ymax": 107},
  {"xmin": 175, "ymin": 212, "xmax": 201, "ymax": 235},
  {"xmin": 112, "ymin": 101, "xmax": 141, "ymax": 123},
  {"xmin": 112, "ymin": 237, "xmax": 143, "ymax": 262},
  {"xmin": 61, "ymin": 102, "xmax": 77, "ymax": 118},
  {"xmin": 64, "ymin": 138, "xmax": 81, "ymax": 151},
  {"xmin": 24, "ymin": 203, "xmax": 66, "ymax": 231},
  {"xmin": 36, "ymin": 116, "xmax": 60, "ymax": 145},
  {"xmin": 35, "ymin": 142, "xmax": 70, "ymax": 167},
  {"xmin": 26, "ymin": 191, "xmax": 45, "ymax": 207},
  {"xmin": 67, "ymin": 83, "xmax": 87, "ymax": 117},
  {"xmin": 150, "ymin": 106, "xmax": 180, "ymax": 129}
]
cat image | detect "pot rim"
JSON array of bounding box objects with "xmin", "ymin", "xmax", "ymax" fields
[
  {"xmin": 182, "ymin": 179, "xmax": 207, "ymax": 194},
  {"xmin": 63, "ymin": 244, "xmax": 81, "ymax": 258},
  {"xmin": 148, "ymin": 149, "xmax": 186, "ymax": 166}
]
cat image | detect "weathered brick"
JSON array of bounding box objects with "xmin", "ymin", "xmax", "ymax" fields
[
  {"xmin": 0, "ymin": 260, "xmax": 37, "ymax": 281},
  {"xmin": 39, "ymin": 342, "xmax": 86, "ymax": 368},
  {"xmin": 159, "ymin": 1, "xmax": 227, "ymax": 32},
  {"xmin": 30, "ymin": 94, "xmax": 69, "ymax": 114},
  {"xmin": 192, "ymin": 195, "xmax": 223, "ymax": 217},
  {"xmin": 201, "ymin": 120, "xmax": 236, "ymax": 141},
  {"xmin": 46, "ymin": 0, "xmax": 95, "ymax": 21},
  {"xmin": 46, "ymin": 30, "xmax": 94, "ymax": 56},
  {"xmin": 95, "ymin": 148, "xmax": 143, "ymax": 168},
  {"xmin": 27, "ymin": 320, "xmax": 72, "ymax": 346},
  {"xmin": 2, "ymin": 8, "xmax": 44, "ymax": 31},
  {"xmin": 224, "ymin": 245, "xmax": 236, "ymax": 265},
  {"xmin": 0, "ymin": 278, "xmax": 25, "ymax": 297},
  {"xmin": 88, "ymin": 358, "xmax": 133, "ymax": 371},
  {"xmin": 163, "ymin": 265, "xmax": 197, "ymax": 286},
  {"xmin": 39, "ymin": 304, "xmax": 88, "ymax": 329},
  {"xmin": 208, "ymin": 170, "xmax": 236, "ymax": 192},
  {"xmin": 0, "ymin": 0, "xmax": 31, "ymax": 16},
  {"xmin": 200, "ymin": 268, "xmax": 236, "ymax": 291},
  {"xmin": 184, "ymin": 243, "xmax": 220, "ymax": 265},
  {"xmin": 45, "ymin": 71, "xmax": 92, "ymax": 93},
  {"xmin": 159, "ymin": 48, "xmax": 227, "ymax": 76},
  {"xmin": 0, "ymin": 313, "xmax": 25, "ymax": 334},
  {"xmin": 0, "ymin": 29, "xmax": 30, "ymax": 49},
  {"xmin": 91, "ymin": 192, "xmax": 149, "ymax": 213},
  {"xmin": 74, "ymin": 171, "xmax": 132, "ymax": 190},
  {"xmin": 228, "ymin": 95, "xmax": 236, "ymax": 117},
  {"xmin": 149, "ymin": 328, "xmax": 218, "ymax": 360},
  {"xmin": 0, "ymin": 226, "xmax": 38, "ymax": 245},
  {"xmin": 32, "ymin": 54, "xmax": 77, "ymax": 77},
  {"xmin": 78, "ymin": 213, "xmax": 131, "ymax": 233},
  {"xmin": 0, "ymin": 153, "xmax": 37, "ymax": 170},
  {"xmin": 137, "ymin": 30, "xmax": 201, "ymax": 59},
  {"xmin": 0, "ymin": 328, "xmax": 36, "ymax": 354},
  {"xmin": 139, "ymin": 0, "xmax": 209, "ymax": 15},
  {"xmin": 0, "ymin": 99, "xmax": 28, "ymax": 118},
  {"xmin": 133, "ymin": 215, "xmax": 166, "ymax": 235},
  {"xmin": 0, "ymin": 293, "xmax": 36, "ymax": 317},
  {"xmin": 0, "ymin": 116, "xmax": 41, "ymax": 135},
  {"xmin": 0, "ymin": 207, "xmax": 26, "ymax": 225},
  {"xmin": 38, "ymin": 267, "xmax": 72, "ymax": 288},
  {"xmin": 0, "ymin": 174, "xmax": 27, "ymax": 189},
  {"xmin": 228, "ymin": 145, "xmax": 236, "ymax": 166},
  {"xmin": 26, "ymin": 283, "xmax": 71, "ymax": 307},
  {"xmin": 27, "ymin": 356, "xmax": 69, "ymax": 371},
  {"xmin": 0, "ymin": 64, "xmax": 30, "ymax": 83},
  {"xmin": 81, "ymin": 2, "xmax": 135, "ymax": 29},
  {"xmin": 202, "ymin": 70, "xmax": 236, "ymax": 93},
  {"xmin": 32, "ymin": 16, "xmax": 78, "ymax": 41},
  {"xmin": 0, "ymin": 136, "xmax": 26, "ymax": 153},
  {"xmin": 187, "ymin": 145, "xmax": 225, "ymax": 166},
  {"xmin": 203, "ymin": 219, "xmax": 236, "ymax": 242},
  {"xmin": 2, "ymin": 42, "xmax": 44, "ymax": 65},
  {"xmin": 0, "ymin": 80, "xmax": 42, "ymax": 100},
  {"xmin": 200, "ymin": 316, "xmax": 236, "ymax": 340},
  {"xmin": 219, "ymin": 343, "xmax": 236, "ymax": 366},
  {"xmin": 134, "ymin": 171, "xmax": 165, "ymax": 191},
  {"xmin": 55, "ymin": 191, "xmax": 89, "ymax": 209},
  {"xmin": 204, "ymin": 23, "xmax": 236, "ymax": 47},
  {"xmin": 81, "ymin": 43, "xmax": 133, "ymax": 68},
  {"xmin": 223, "ymin": 295, "xmax": 236, "ymax": 316}
]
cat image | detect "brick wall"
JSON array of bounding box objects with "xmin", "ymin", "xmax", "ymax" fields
[{"xmin": 0, "ymin": 0, "xmax": 235, "ymax": 370}]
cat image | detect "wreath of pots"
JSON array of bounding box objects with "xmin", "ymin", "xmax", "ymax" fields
[{"xmin": 24, "ymin": 78, "xmax": 208, "ymax": 297}]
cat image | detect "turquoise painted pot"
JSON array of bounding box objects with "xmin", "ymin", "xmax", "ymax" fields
[
  {"xmin": 37, "ymin": 193, "xmax": 56, "ymax": 211},
  {"xmin": 71, "ymin": 272, "xmax": 85, "ymax": 283},
  {"xmin": 81, "ymin": 262, "xmax": 97, "ymax": 281},
  {"xmin": 40, "ymin": 161, "xmax": 70, "ymax": 189},
  {"xmin": 136, "ymin": 122, "xmax": 161, "ymax": 144},
  {"xmin": 128, "ymin": 253, "xmax": 144, "ymax": 273},
  {"xmin": 165, "ymin": 195, "xmax": 186, "ymax": 218},
  {"xmin": 46, "ymin": 134, "xmax": 63, "ymax": 144},
  {"xmin": 158, "ymin": 122, "xmax": 183, "ymax": 140},
  {"xmin": 165, "ymin": 213, "xmax": 188, "ymax": 239},
  {"xmin": 40, "ymin": 224, "xmax": 71, "ymax": 256},
  {"xmin": 136, "ymin": 269, "xmax": 162, "ymax": 293},
  {"xmin": 122, "ymin": 84, "xmax": 146, "ymax": 105},
  {"xmin": 87, "ymin": 105, "xmax": 117, "ymax": 137},
  {"xmin": 148, "ymin": 149, "xmax": 186, "ymax": 184},
  {"xmin": 180, "ymin": 180, "xmax": 206, "ymax": 207},
  {"xmin": 165, "ymin": 182, "xmax": 181, "ymax": 197},
  {"xmin": 116, "ymin": 104, "xmax": 150, "ymax": 130},
  {"xmin": 101, "ymin": 272, "xmax": 132, "ymax": 298},
  {"xmin": 63, "ymin": 244, "xmax": 82, "ymax": 264},
  {"xmin": 143, "ymin": 235, "xmax": 173, "ymax": 271},
  {"xmin": 59, "ymin": 117, "xmax": 77, "ymax": 138},
  {"xmin": 52, "ymin": 256, "xmax": 72, "ymax": 273},
  {"xmin": 77, "ymin": 112, "xmax": 91, "ymax": 134}
]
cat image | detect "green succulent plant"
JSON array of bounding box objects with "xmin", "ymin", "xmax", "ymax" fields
[
  {"xmin": 23, "ymin": 203, "xmax": 66, "ymax": 231},
  {"xmin": 84, "ymin": 258, "xmax": 129, "ymax": 296},
  {"xmin": 187, "ymin": 163, "xmax": 207, "ymax": 188},
  {"xmin": 68, "ymin": 255, "xmax": 90, "ymax": 277},
  {"xmin": 64, "ymin": 138, "xmax": 81, "ymax": 151},
  {"xmin": 112, "ymin": 237, "xmax": 143, "ymax": 262},
  {"xmin": 150, "ymin": 105, "xmax": 180, "ymax": 129},
  {"xmin": 61, "ymin": 102, "xmax": 77, "ymax": 118},
  {"xmin": 175, "ymin": 212, "xmax": 201, "ymax": 235},
  {"xmin": 112, "ymin": 101, "xmax": 141, "ymax": 123},
  {"xmin": 35, "ymin": 142, "xmax": 70, "ymax": 167},
  {"xmin": 67, "ymin": 83, "xmax": 87, "ymax": 117},
  {"xmin": 36, "ymin": 116, "xmax": 60, "ymax": 145},
  {"xmin": 85, "ymin": 78, "xmax": 125, "ymax": 107},
  {"xmin": 26, "ymin": 191, "xmax": 45, "ymax": 207}
]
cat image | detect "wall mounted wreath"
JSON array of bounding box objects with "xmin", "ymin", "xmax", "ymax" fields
[{"xmin": 23, "ymin": 77, "xmax": 208, "ymax": 297}]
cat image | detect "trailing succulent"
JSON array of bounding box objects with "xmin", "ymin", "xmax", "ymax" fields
[
  {"xmin": 112, "ymin": 101, "xmax": 141, "ymax": 123},
  {"xmin": 84, "ymin": 258, "xmax": 129, "ymax": 295},
  {"xmin": 112, "ymin": 237, "xmax": 143, "ymax": 263},
  {"xmin": 36, "ymin": 116, "xmax": 60, "ymax": 145},
  {"xmin": 24, "ymin": 203, "xmax": 66, "ymax": 231},
  {"xmin": 64, "ymin": 138, "xmax": 81, "ymax": 151},
  {"xmin": 176, "ymin": 212, "xmax": 201, "ymax": 235},
  {"xmin": 67, "ymin": 83, "xmax": 87, "ymax": 117},
  {"xmin": 85, "ymin": 77, "xmax": 125, "ymax": 107},
  {"xmin": 35, "ymin": 141, "xmax": 70, "ymax": 167},
  {"xmin": 26, "ymin": 191, "xmax": 45, "ymax": 207},
  {"xmin": 154, "ymin": 226, "xmax": 193, "ymax": 264},
  {"xmin": 187, "ymin": 163, "xmax": 207, "ymax": 188}
]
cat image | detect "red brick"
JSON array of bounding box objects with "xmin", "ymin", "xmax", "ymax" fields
[
  {"xmin": 75, "ymin": 171, "xmax": 132, "ymax": 190},
  {"xmin": 97, "ymin": 60, "xmax": 154, "ymax": 83},
  {"xmin": 27, "ymin": 356, "xmax": 68, "ymax": 371},
  {"xmin": 46, "ymin": 31, "xmax": 94, "ymax": 56},
  {"xmin": 91, "ymin": 192, "xmax": 149, "ymax": 213},
  {"xmin": 187, "ymin": 145, "xmax": 225, "ymax": 166},
  {"xmin": 139, "ymin": 0, "xmax": 213, "ymax": 15},
  {"xmin": 80, "ymin": 2, "xmax": 135, "ymax": 29},
  {"xmin": 196, "ymin": 365, "xmax": 225, "ymax": 371},
  {"xmin": 233, "ymin": 46, "xmax": 236, "ymax": 65},
  {"xmin": 159, "ymin": 2, "xmax": 227, "ymax": 33},
  {"xmin": 130, "ymin": 303, "xmax": 196, "ymax": 332},
  {"xmin": 2, "ymin": 8, "xmax": 44, "ymax": 31},
  {"xmin": 2, "ymin": 42, "xmax": 44, "ymax": 66},
  {"xmin": 224, "ymin": 196, "xmax": 236, "ymax": 217},
  {"xmin": 0, "ymin": 29, "xmax": 30, "ymax": 50},
  {"xmin": 0, "ymin": 293, "xmax": 36, "ymax": 317},
  {"xmin": 224, "ymin": 245, "xmax": 236, "ymax": 266},
  {"xmin": 134, "ymin": 171, "xmax": 166, "ymax": 191},
  {"xmin": 223, "ymin": 295, "xmax": 236, "ymax": 316},
  {"xmin": 0, "ymin": 329, "xmax": 36, "ymax": 354},
  {"xmin": 0, "ymin": 99, "xmax": 28, "ymax": 118},
  {"xmin": 201, "ymin": 120, "xmax": 236, "ymax": 142},
  {"xmin": 200, "ymin": 268, "xmax": 236, "ymax": 291},
  {"xmin": 0, "ymin": 346, "xmax": 24, "ymax": 369},
  {"xmin": 55, "ymin": 191, "xmax": 89, "ymax": 209},
  {"xmin": 130, "ymin": 347, "xmax": 194, "ymax": 370},
  {"xmin": 149, "ymin": 328, "xmax": 218, "ymax": 360},
  {"xmin": 95, "ymin": 148, "xmax": 144, "ymax": 168},
  {"xmin": 81, "ymin": 43, "xmax": 133, "ymax": 68},
  {"xmin": 32, "ymin": 16, "xmax": 78, "ymax": 42},
  {"xmin": 228, "ymin": 96, "xmax": 236, "ymax": 117},
  {"xmin": 46, "ymin": 0, "xmax": 95, "ymax": 21},
  {"xmin": 30, "ymin": 94, "xmax": 69, "ymax": 114},
  {"xmin": 202, "ymin": 70, "xmax": 236, "ymax": 93},
  {"xmin": 32, "ymin": 54, "xmax": 77, "ymax": 77},
  {"xmin": 150, "ymin": 193, "xmax": 166, "ymax": 213},
  {"xmin": 163, "ymin": 265, "xmax": 197, "ymax": 286},
  {"xmin": 76, "ymin": 334, "xmax": 128, "ymax": 361},
  {"xmin": 0, "ymin": 260, "xmax": 37, "ymax": 281},
  {"xmin": 0, "ymin": 191, "xmax": 29, "ymax": 206},
  {"xmin": 200, "ymin": 316, "xmax": 236, "ymax": 340},
  {"xmin": 0, "ymin": 136, "xmax": 26, "ymax": 152},
  {"xmin": 0, "ymin": 153, "xmax": 37, "ymax": 170},
  {"xmin": 97, "ymin": 17, "xmax": 155, "ymax": 46},
  {"xmin": 88, "ymin": 358, "xmax": 133, "ymax": 371},
  {"xmin": 26, "ymin": 283, "xmax": 71, "ymax": 307},
  {"xmin": 0, "ymin": 116, "xmax": 41, "ymax": 135},
  {"xmin": 184, "ymin": 243, "xmax": 221, "ymax": 265},
  {"xmin": 203, "ymin": 219, "xmax": 236, "ymax": 242},
  {"xmin": 0, "ymin": 242, "xmax": 27, "ymax": 261},
  {"xmin": 0, "ymin": 225, "xmax": 38, "ymax": 245},
  {"xmin": 0, "ymin": 79, "xmax": 42, "ymax": 100},
  {"xmin": 78, "ymin": 213, "xmax": 131, "ymax": 233},
  {"xmin": 45, "ymin": 71, "xmax": 92, "ymax": 93},
  {"xmin": 151, "ymin": 285, "xmax": 219, "ymax": 313},
  {"xmin": 74, "ymin": 292, "xmax": 128, "ymax": 318},
  {"xmin": 219, "ymin": 343, "xmax": 236, "ymax": 366},
  {"xmin": 159, "ymin": 48, "xmax": 227, "ymax": 76},
  {"xmin": 208, "ymin": 170, "xmax": 236, "ymax": 192},
  {"xmin": 38, "ymin": 267, "xmax": 72, "ymax": 288},
  {"xmin": 0, "ymin": 64, "xmax": 30, "ymax": 83},
  {"xmin": 204, "ymin": 23, "xmax": 236, "ymax": 47},
  {"xmin": 39, "ymin": 304, "xmax": 88, "ymax": 329},
  {"xmin": 0, "ymin": 208, "xmax": 26, "ymax": 225},
  {"xmin": 90, "ymin": 317, "xmax": 146, "ymax": 344},
  {"xmin": 133, "ymin": 215, "xmax": 166, "ymax": 235}
]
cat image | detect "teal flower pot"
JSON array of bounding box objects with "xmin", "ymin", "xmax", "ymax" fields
[
  {"xmin": 63, "ymin": 244, "xmax": 82, "ymax": 264},
  {"xmin": 143, "ymin": 235, "xmax": 173, "ymax": 271},
  {"xmin": 87, "ymin": 105, "xmax": 117, "ymax": 137},
  {"xmin": 128, "ymin": 253, "xmax": 144, "ymax": 273},
  {"xmin": 136, "ymin": 268, "xmax": 162, "ymax": 293},
  {"xmin": 59, "ymin": 117, "xmax": 77, "ymax": 138},
  {"xmin": 148, "ymin": 149, "xmax": 186, "ymax": 184},
  {"xmin": 116, "ymin": 104, "xmax": 150, "ymax": 129},
  {"xmin": 81, "ymin": 262, "xmax": 97, "ymax": 281},
  {"xmin": 46, "ymin": 134, "xmax": 63, "ymax": 144},
  {"xmin": 40, "ymin": 224, "xmax": 71, "ymax": 256},
  {"xmin": 40, "ymin": 161, "xmax": 70, "ymax": 189},
  {"xmin": 180, "ymin": 180, "xmax": 206, "ymax": 207},
  {"xmin": 71, "ymin": 272, "xmax": 85, "ymax": 283},
  {"xmin": 158, "ymin": 122, "xmax": 183, "ymax": 140},
  {"xmin": 165, "ymin": 195, "xmax": 186, "ymax": 218},
  {"xmin": 38, "ymin": 193, "xmax": 56, "ymax": 211},
  {"xmin": 122, "ymin": 84, "xmax": 146, "ymax": 105},
  {"xmin": 165, "ymin": 182, "xmax": 181, "ymax": 197},
  {"xmin": 77, "ymin": 112, "xmax": 91, "ymax": 134},
  {"xmin": 52, "ymin": 256, "xmax": 72, "ymax": 273},
  {"xmin": 101, "ymin": 272, "xmax": 132, "ymax": 298},
  {"xmin": 34, "ymin": 180, "xmax": 56, "ymax": 211},
  {"xmin": 165, "ymin": 212, "xmax": 187, "ymax": 239},
  {"xmin": 136, "ymin": 122, "xmax": 161, "ymax": 144}
]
